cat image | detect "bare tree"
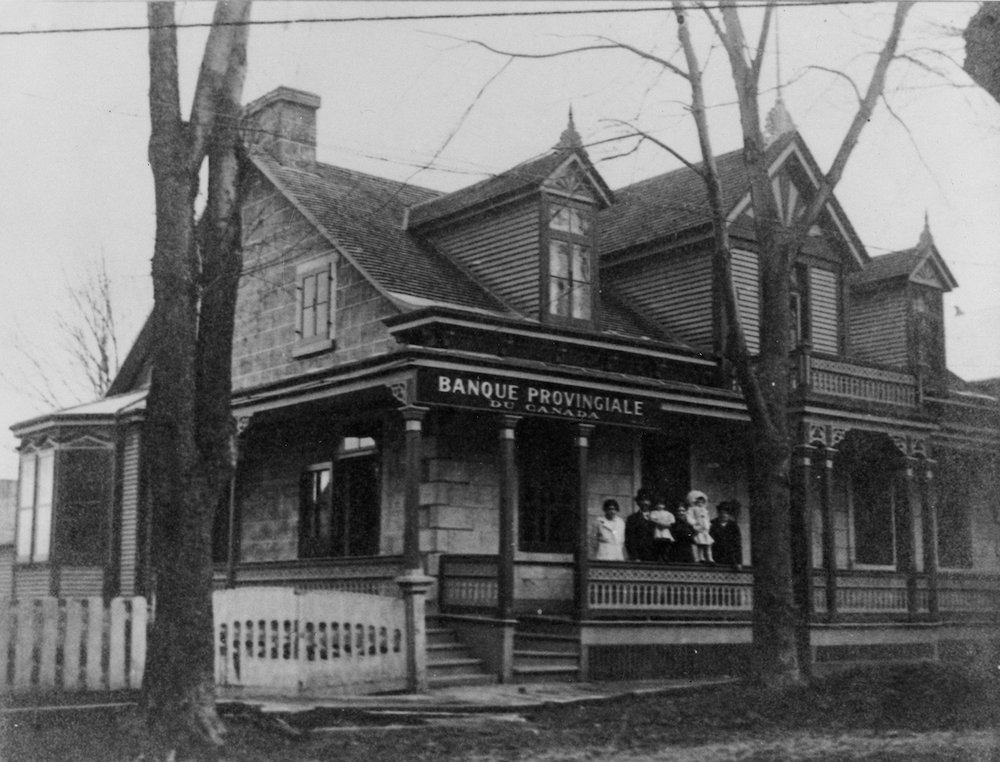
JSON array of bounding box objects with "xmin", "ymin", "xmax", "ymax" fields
[
  {"xmin": 141, "ymin": 0, "xmax": 250, "ymax": 756},
  {"xmin": 1, "ymin": 253, "xmax": 124, "ymax": 410},
  {"xmin": 468, "ymin": 0, "xmax": 913, "ymax": 686}
]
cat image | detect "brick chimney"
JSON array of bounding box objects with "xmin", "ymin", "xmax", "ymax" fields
[{"xmin": 243, "ymin": 87, "xmax": 321, "ymax": 171}]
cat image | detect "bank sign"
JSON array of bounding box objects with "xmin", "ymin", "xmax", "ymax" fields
[{"xmin": 417, "ymin": 370, "xmax": 658, "ymax": 427}]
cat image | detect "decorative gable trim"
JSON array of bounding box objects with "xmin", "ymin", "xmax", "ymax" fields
[
  {"xmin": 726, "ymin": 139, "xmax": 866, "ymax": 268},
  {"xmin": 909, "ymin": 248, "xmax": 958, "ymax": 292},
  {"xmin": 543, "ymin": 154, "xmax": 613, "ymax": 207}
]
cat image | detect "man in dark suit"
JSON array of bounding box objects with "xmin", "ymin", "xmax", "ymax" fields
[{"xmin": 624, "ymin": 487, "xmax": 656, "ymax": 562}]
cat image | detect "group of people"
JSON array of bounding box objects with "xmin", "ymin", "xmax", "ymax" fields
[{"xmin": 593, "ymin": 487, "xmax": 743, "ymax": 569}]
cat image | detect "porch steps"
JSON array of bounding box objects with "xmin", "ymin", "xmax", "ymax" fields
[
  {"xmin": 425, "ymin": 618, "xmax": 497, "ymax": 689},
  {"xmin": 512, "ymin": 631, "xmax": 580, "ymax": 684}
]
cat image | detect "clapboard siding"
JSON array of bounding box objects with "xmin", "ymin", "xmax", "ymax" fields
[
  {"xmin": 432, "ymin": 201, "xmax": 540, "ymax": 315},
  {"xmin": 609, "ymin": 249, "xmax": 714, "ymax": 349},
  {"xmin": 14, "ymin": 566, "xmax": 51, "ymax": 598},
  {"xmin": 732, "ymin": 249, "xmax": 760, "ymax": 354},
  {"xmin": 810, "ymin": 267, "xmax": 840, "ymax": 355},
  {"xmin": 850, "ymin": 288, "xmax": 909, "ymax": 366},
  {"xmin": 59, "ymin": 567, "xmax": 104, "ymax": 598},
  {"xmin": 118, "ymin": 427, "xmax": 142, "ymax": 597},
  {"xmin": 0, "ymin": 546, "xmax": 13, "ymax": 600}
]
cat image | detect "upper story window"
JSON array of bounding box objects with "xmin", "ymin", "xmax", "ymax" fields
[
  {"xmin": 294, "ymin": 257, "xmax": 335, "ymax": 358},
  {"xmin": 17, "ymin": 450, "xmax": 54, "ymax": 564},
  {"xmin": 545, "ymin": 200, "xmax": 595, "ymax": 323}
]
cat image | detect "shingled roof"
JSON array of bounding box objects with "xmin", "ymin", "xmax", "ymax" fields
[
  {"xmin": 599, "ymin": 146, "xmax": 749, "ymax": 256},
  {"xmin": 407, "ymin": 144, "xmax": 613, "ymax": 230},
  {"xmin": 251, "ymin": 151, "xmax": 511, "ymax": 314},
  {"xmin": 850, "ymin": 222, "xmax": 957, "ymax": 291}
]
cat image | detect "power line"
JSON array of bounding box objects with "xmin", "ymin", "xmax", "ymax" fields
[{"xmin": 0, "ymin": 2, "xmax": 876, "ymax": 37}]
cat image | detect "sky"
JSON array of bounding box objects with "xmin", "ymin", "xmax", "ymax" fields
[{"xmin": 0, "ymin": 1, "xmax": 998, "ymax": 479}]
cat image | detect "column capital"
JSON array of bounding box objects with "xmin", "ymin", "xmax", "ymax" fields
[
  {"xmin": 400, "ymin": 405, "xmax": 430, "ymax": 425},
  {"xmin": 498, "ymin": 414, "xmax": 522, "ymax": 436}
]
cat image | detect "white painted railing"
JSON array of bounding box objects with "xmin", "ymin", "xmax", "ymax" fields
[
  {"xmin": 0, "ymin": 596, "xmax": 147, "ymax": 694},
  {"xmin": 213, "ymin": 586, "xmax": 408, "ymax": 697}
]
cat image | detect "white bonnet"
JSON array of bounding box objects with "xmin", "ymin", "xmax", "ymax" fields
[{"xmin": 686, "ymin": 490, "xmax": 708, "ymax": 506}]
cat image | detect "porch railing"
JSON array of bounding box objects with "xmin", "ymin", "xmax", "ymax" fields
[
  {"xmin": 937, "ymin": 573, "xmax": 1000, "ymax": 616},
  {"xmin": 438, "ymin": 555, "xmax": 753, "ymax": 616},
  {"xmin": 806, "ymin": 357, "xmax": 918, "ymax": 407},
  {"xmin": 214, "ymin": 586, "xmax": 408, "ymax": 696},
  {"xmin": 589, "ymin": 563, "xmax": 753, "ymax": 614},
  {"xmin": 216, "ymin": 555, "xmax": 406, "ymax": 598}
]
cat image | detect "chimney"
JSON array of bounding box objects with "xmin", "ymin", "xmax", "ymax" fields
[{"xmin": 243, "ymin": 86, "xmax": 321, "ymax": 171}]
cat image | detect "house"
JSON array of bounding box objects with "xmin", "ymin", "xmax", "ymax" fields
[{"xmin": 11, "ymin": 86, "xmax": 1000, "ymax": 685}]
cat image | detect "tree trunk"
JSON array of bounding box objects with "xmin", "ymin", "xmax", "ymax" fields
[{"xmin": 141, "ymin": 2, "xmax": 250, "ymax": 756}]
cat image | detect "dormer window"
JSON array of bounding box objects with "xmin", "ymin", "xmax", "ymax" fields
[{"xmin": 545, "ymin": 199, "xmax": 595, "ymax": 323}]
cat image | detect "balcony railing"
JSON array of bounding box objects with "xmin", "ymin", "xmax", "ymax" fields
[
  {"xmin": 588, "ymin": 563, "xmax": 752, "ymax": 614},
  {"xmin": 805, "ymin": 356, "xmax": 918, "ymax": 407}
]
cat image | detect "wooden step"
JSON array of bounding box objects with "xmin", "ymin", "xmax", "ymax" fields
[
  {"xmin": 511, "ymin": 663, "xmax": 580, "ymax": 683},
  {"xmin": 428, "ymin": 672, "xmax": 498, "ymax": 689},
  {"xmin": 514, "ymin": 633, "xmax": 579, "ymax": 653}
]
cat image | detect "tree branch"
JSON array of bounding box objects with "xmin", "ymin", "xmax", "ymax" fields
[
  {"xmin": 602, "ymin": 119, "xmax": 702, "ymax": 174},
  {"xmin": 751, "ymin": 2, "xmax": 775, "ymax": 86}
]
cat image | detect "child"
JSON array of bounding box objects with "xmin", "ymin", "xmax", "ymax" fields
[
  {"xmin": 648, "ymin": 497, "xmax": 676, "ymax": 563},
  {"xmin": 594, "ymin": 498, "xmax": 626, "ymax": 561},
  {"xmin": 685, "ymin": 490, "xmax": 715, "ymax": 563}
]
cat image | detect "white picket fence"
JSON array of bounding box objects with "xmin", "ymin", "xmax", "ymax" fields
[
  {"xmin": 214, "ymin": 586, "xmax": 409, "ymax": 697},
  {"xmin": 0, "ymin": 596, "xmax": 147, "ymax": 694}
]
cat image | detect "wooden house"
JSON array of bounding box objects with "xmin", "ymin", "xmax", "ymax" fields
[{"xmin": 11, "ymin": 86, "xmax": 1000, "ymax": 685}]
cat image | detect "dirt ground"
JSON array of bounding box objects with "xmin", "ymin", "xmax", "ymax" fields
[{"xmin": 3, "ymin": 662, "xmax": 999, "ymax": 761}]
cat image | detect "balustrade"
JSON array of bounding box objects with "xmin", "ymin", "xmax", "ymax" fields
[
  {"xmin": 217, "ymin": 555, "xmax": 406, "ymax": 598},
  {"xmin": 808, "ymin": 358, "xmax": 917, "ymax": 406}
]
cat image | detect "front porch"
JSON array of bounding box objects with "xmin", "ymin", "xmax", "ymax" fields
[{"xmin": 214, "ymin": 554, "xmax": 1000, "ymax": 684}]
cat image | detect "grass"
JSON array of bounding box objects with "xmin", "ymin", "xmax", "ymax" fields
[{"xmin": 3, "ymin": 661, "xmax": 999, "ymax": 761}]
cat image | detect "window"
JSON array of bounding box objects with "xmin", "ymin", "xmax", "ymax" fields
[
  {"xmin": 546, "ymin": 200, "xmax": 594, "ymax": 322},
  {"xmin": 299, "ymin": 435, "xmax": 380, "ymax": 558},
  {"xmin": 294, "ymin": 258, "xmax": 335, "ymax": 357},
  {"xmin": 17, "ymin": 450, "xmax": 54, "ymax": 563},
  {"xmin": 517, "ymin": 419, "xmax": 576, "ymax": 553}
]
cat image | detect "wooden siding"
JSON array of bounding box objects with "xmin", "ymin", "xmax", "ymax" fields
[
  {"xmin": 609, "ymin": 249, "xmax": 714, "ymax": 349},
  {"xmin": 850, "ymin": 288, "xmax": 908, "ymax": 366},
  {"xmin": 14, "ymin": 566, "xmax": 50, "ymax": 598},
  {"xmin": 59, "ymin": 567, "xmax": 104, "ymax": 597},
  {"xmin": 732, "ymin": 249, "xmax": 760, "ymax": 354},
  {"xmin": 431, "ymin": 201, "xmax": 540, "ymax": 316},
  {"xmin": 0, "ymin": 546, "xmax": 13, "ymax": 600},
  {"xmin": 810, "ymin": 267, "xmax": 840, "ymax": 355},
  {"xmin": 233, "ymin": 176, "xmax": 399, "ymax": 392},
  {"xmin": 118, "ymin": 426, "xmax": 141, "ymax": 597}
]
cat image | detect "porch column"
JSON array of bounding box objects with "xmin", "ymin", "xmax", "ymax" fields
[
  {"xmin": 820, "ymin": 448, "xmax": 838, "ymax": 623},
  {"xmin": 574, "ymin": 423, "xmax": 595, "ymax": 621},
  {"xmin": 497, "ymin": 415, "xmax": 521, "ymax": 620},
  {"xmin": 901, "ymin": 458, "xmax": 922, "ymax": 618},
  {"xmin": 401, "ymin": 406, "xmax": 429, "ymax": 574},
  {"xmin": 921, "ymin": 459, "xmax": 940, "ymax": 619},
  {"xmin": 791, "ymin": 444, "xmax": 816, "ymax": 624},
  {"xmin": 225, "ymin": 415, "xmax": 251, "ymax": 588}
]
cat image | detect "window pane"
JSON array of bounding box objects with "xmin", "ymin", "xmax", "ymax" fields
[
  {"xmin": 37, "ymin": 452, "xmax": 54, "ymax": 508},
  {"xmin": 302, "ymin": 274, "xmax": 317, "ymax": 308},
  {"xmin": 570, "ymin": 208, "xmax": 591, "ymax": 236},
  {"xmin": 549, "ymin": 204, "xmax": 571, "ymax": 231},
  {"xmin": 572, "ymin": 283, "xmax": 592, "ymax": 320},
  {"xmin": 571, "ymin": 245, "xmax": 591, "ymax": 283},
  {"xmin": 316, "ymin": 269, "xmax": 329, "ymax": 307},
  {"xmin": 549, "ymin": 241, "xmax": 570, "ymax": 278},
  {"xmin": 549, "ymin": 277, "xmax": 570, "ymax": 317},
  {"xmin": 302, "ymin": 306, "xmax": 316, "ymax": 339},
  {"xmin": 19, "ymin": 455, "xmax": 35, "ymax": 508},
  {"xmin": 34, "ymin": 500, "xmax": 52, "ymax": 562},
  {"xmin": 16, "ymin": 508, "xmax": 33, "ymax": 561}
]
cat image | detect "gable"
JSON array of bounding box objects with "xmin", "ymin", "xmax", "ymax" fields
[
  {"xmin": 542, "ymin": 153, "xmax": 612, "ymax": 206},
  {"xmin": 726, "ymin": 139, "xmax": 866, "ymax": 269}
]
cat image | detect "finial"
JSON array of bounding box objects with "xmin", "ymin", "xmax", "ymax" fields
[
  {"xmin": 764, "ymin": 97, "xmax": 796, "ymax": 145},
  {"xmin": 918, "ymin": 211, "xmax": 933, "ymax": 247},
  {"xmin": 556, "ymin": 107, "xmax": 582, "ymax": 149}
]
